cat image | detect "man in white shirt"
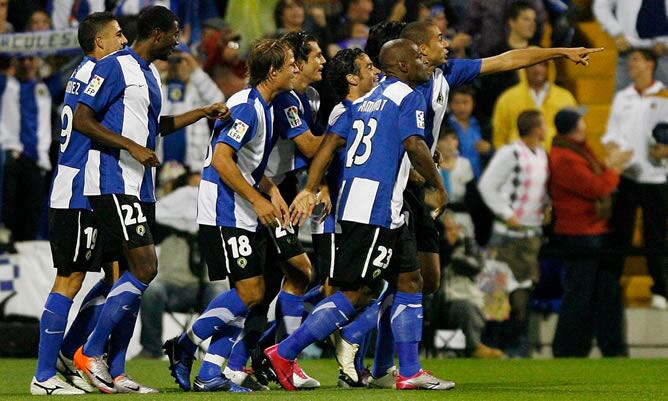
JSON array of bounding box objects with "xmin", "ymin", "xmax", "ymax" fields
[{"xmin": 602, "ymin": 48, "xmax": 668, "ymax": 310}]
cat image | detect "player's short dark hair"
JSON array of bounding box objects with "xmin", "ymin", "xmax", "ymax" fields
[
  {"xmin": 274, "ymin": 0, "xmax": 304, "ymax": 29},
  {"xmin": 281, "ymin": 31, "xmax": 318, "ymax": 64},
  {"xmin": 327, "ymin": 48, "xmax": 365, "ymax": 102},
  {"xmin": 365, "ymin": 21, "xmax": 406, "ymax": 66},
  {"xmin": 78, "ymin": 12, "xmax": 117, "ymax": 53},
  {"xmin": 507, "ymin": 1, "xmax": 535, "ymax": 21},
  {"xmin": 136, "ymin": 5, "xmax": 177, "ymax": 41},
  {"xmin": 450, "ymin": 85, "xmax": 475, "ymax": 101},
  {"xmin": 247, "ymin": 38, "xmax": 291, "ymax": 87},
  {"xmin": 400, "ymin": 20, "xmax": 434, "ymax": 47},
  {"xmin": 630, "ymin": 48, "xmax": 658, "ymax": 74},
  {"xmin": 517, "ymin": 109, "xmax": 543, "ymax": 137}
]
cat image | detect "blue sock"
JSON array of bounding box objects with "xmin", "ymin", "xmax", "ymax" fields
[
  {"xmin": 108, "ymin": 297, "xmax": 140, "ymax": 378},
  {"xmin": 278, "ymin": 291, "xmax": 355, "ymax": 361},
  {"xmin": 276, "ymin": 291, "xmax": 304, "ymax": 342},
  {"xmin": 61, "ymin": 280, "xmax": 111, "ymax": 359},
  {"xmin": 303, "ymin": 285, "xmax": 324, "ymax": 307},
  {"xmin": 355, "ymin": 330, "xmax": 372, "ymax": 373},
  {"xmin": 391, "ymin": 291, "xmax": 423, "ymax": 377},
  {"xmin": 198, "ymin": 323, "xmax": 243, "ymax": 381},
  {"xmin": 178, "ymin": 289, "xmax": 248, "ymax": 357},
  {"xmin": 259, "ymin": 320, "xmax": 277, "ymax": 349},
  {"xmin": 83, "ymin": 272, "xmax": 147, "ymax": 357},
  {"xmin": 341, "ymin": 299, "xmax": 378, "ymax": 345},
  {"xmin": 35, "ymin": 293, "xmax": 72, "ymax": 381},
  {"xmin": 226, "ymin": 309, "xmax": 266, "ymax": 371},
  {"xmin": 372, "ymin": 288, "xmax": 396, "ymax": 378}
]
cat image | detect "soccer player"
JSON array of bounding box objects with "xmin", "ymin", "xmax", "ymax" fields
[
  {"xmin": 162, "ymin": 38, "xmax": 298, "ymax": 393},
  {"xmin": 71, "ymin": 6, "xmax": 229, "ymax": 394},
  {"xmin": 31, "ymin": 12, "xmax": 127, "ymax": 396},
  {"xmin": 261, "ymin": 38, "xmax": 452, "ymax": 391},
  {"xmin": 224, "ymin": 30, "xmax": 325, "ymax": 391}
]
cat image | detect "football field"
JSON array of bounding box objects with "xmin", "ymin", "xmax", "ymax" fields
[{"xmin": 3, "ymin": 358, "xmax": 667, "ymax": 400}]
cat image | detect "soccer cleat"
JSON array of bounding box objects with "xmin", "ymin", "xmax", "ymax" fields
[
  {"xmin": 396, "ymin": 369, "xmax": 455, "ymax": 390},
  {"xmin": 338, "ymin": 367, "xmax": 371, "ymax": 388},
  {"xmin": 30, "ymin": 376, "xmax": 85, "ymax": 395},
  {"xmin": 263, "ymin": 344, "xmax": 296, "ymax": 391},
  {"xmin": 56, "ymin": 351, "xmax": 96, "ymax": 392},
  {"xmin": 162, "ymin": 337, "xmax": 194, "ymax": 391},
  {"xmin": 72, "ymin": 346, "xmax": 116, "ymax": 393},
  {"xmin": 193, "ymin": 375, "xmax": 252, "ymax": 392},
  {"xmin": 334, "ymin": 335, "xmax": 360, "ymax": 383},
  {"xmin": 292, "ymin": 360, "xmax": 320, "ymax": 389},
  {"xmin": 223, "ymin": 366, "xmax": 269, "ymax": 391},
  {"xmin": 368, "ymin": 366, "xmax": 398, "ymax": 389},
  {"xmin": 113, "ymin": 374, "xmax": 159, "ymax": 393}
]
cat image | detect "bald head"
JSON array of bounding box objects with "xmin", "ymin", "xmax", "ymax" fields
[{"xmin": 379, "ymin": 38, "xmax": 418, "ymax": 71}]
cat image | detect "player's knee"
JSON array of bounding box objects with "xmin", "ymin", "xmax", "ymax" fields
[
  {"xmin": 422, "ymin": 271, "xmax": 441, "ymax": 294},
  {"xmin": 236, "ymin": 277, "xmax": 265, "ymax": 308},
  {"xmin": 397, "ymin": 270, "xmax": 424, "ymax": 293},
  {"xmin": 52, "ymin": 271, "xmax": 86, "ymax": 298}
]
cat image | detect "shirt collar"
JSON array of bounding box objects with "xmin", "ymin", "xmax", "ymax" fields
[{"xmin": 127, "ymin": 47, "xmax": 151, "ymax": 69}]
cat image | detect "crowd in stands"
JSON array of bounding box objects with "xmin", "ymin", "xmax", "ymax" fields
[{"xmin": 1, "ymin": 0, "xmax": 668, "ymax": 360}]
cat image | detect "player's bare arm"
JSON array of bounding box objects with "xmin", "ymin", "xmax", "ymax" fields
[
  {"xmin": 290, "ymin": 133, "xmax": 345, "ymax": 226},
  {"xmin": 480, "ymin": 47, "xmax": 604, "ymax": 76},
  {"xmin": 159, "ymin": 102, "xmax": 231, "ymax": 135},
  {"xmin": 259, "ymin": 175, "xmax": 290, "ymax": 227},
  {"xmin": 293, "ymin": 130, "xmax": 325, "ymax": 158},
  {"xmin": 73, "ymin": 103, "xmax": 159, "ymax": 166},
  {"xmin": 212, "ymin": 142, "xmax": 281, "ymax": 227},
  {"xmin": 404, "ymin": 135, "xmax": 448, "ymax": 217}
]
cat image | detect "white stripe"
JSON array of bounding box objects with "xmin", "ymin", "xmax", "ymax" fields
[
  {"xmin": 219, "ymin": 228, "xmax": 231, "ymax": 274},
  {"xmin": 198, "ymin": 306, "xmax": 237, "ymax": 323},
  {"xmin": 360, "ymin": 227, "xmax": 380, "ymax": 278},
  {"xmin": 196, "ymin": 180, "xmax": 218, "ymax": 225},
  {"xmin": 112, "ymin": 194, "xmax": 130, "ymax": 241},
  {"xmin": 186, "ymin": 328, "xmax": 204, "ymax": 345},
  {"xmin": 84, "ymin": 150, "xmax": 102, "ymax": 196},
  {"xmin": 79, "ymin": 295, "xmax": 106, "ymax": 312},
  {"xmin": 282, "ymin": 315, "xmax": 302, "ymax": 336},
  {"xmin": 203, "ymin": 353, "xmax": 226, "ymax": 366},
  {"xmin": 342, "ymin": 177, "xmax": 378, "ymax": 224},
  {"xmin": 311, "ymin": 301, "xmax": 337, "ymax": 315},
  {"xmin": 73, "ymin": 211, "xmax": 82, "ymax": 262},
  {"xmin": 49, "ymin": 164, "xmax": 78, "ymax": 208},
  {"xmin": 329, "ymin": 233, "xmax": 336, "ymax": 279},
  {"xmin": 107, "ymin": 281, "xmax": 142, "ymax": 298}
]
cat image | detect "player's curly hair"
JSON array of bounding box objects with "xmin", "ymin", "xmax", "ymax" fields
[
  {"xmin": 78, "ymin": 12, "xmax": 117, "ymax": 53},
  {"xmin": 327, "ymin": 48, "xmax": 364, "ymax": 102},
  {"xmin": 247, "ymin": 38, "xmax": 291, "ymax": 87},
  {"xmin": 136, "ymin": 6, "xmax": 177, "ymax": 41},
  {"xmin": 281, "ymin": 31, "xmax": 318, "ymax": 64},
  {"xmin": 365, "ymin": 21, "xmax": 406, "ymax": 67}
]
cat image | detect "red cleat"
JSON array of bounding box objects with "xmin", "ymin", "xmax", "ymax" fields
[{"xmin": 263, "ymin": 344, "xmax": 296, "ymax": 391}]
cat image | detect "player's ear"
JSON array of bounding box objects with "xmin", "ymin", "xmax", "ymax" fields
[{"xmin": 346, "ymin": 73, "xmax": 358, "ymax": 86}]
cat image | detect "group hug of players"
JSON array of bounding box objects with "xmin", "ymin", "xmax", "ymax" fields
[{"xmin": 30, "ymin": 5, "xmax": 600, "ymax": 395}]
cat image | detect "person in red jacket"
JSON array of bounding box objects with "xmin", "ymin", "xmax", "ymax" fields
[{"xmin": 549, "ymin": 108, "xmax": 632, "ymax": 357}]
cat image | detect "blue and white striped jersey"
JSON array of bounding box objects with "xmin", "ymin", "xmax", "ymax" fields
[
  {"xmin": 335, "ymin": 77, "xmax": 426, "ymax": 229},
  {"xmin": 311, "ymin": 100, "xmax": 350, "ymax": 235},
  {"xmin": 415, "ymin": 59, "xmax": 481, "ymax": 154},
  {"xmin": 197, "ymin": 87, "xmax": 274, "ymax": 231},
  {"xmin": 80, "ymin": 47, "xmax": 162, "ymax": 202},
  {"xmin": 49, "ymin": 57, "xmax": 96, "ymax": 210},
  {"xmin": 0, "ymin": 74, "xmax": 20, "ymax": 159}
]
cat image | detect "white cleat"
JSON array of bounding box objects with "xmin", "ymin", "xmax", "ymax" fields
[
  {"xmin": 293, "ymin": 360, "xmax": 320, "ymax": 389},
  {"xmin": 650, "ymin": 294, "xmax": 668, "ymax": 310},
  {"xmin": 396, "ymin": 369, "xmax": 455, "ymax": 391},
  {"xmin": 335, "ymin": 335, "xmax": 360, "ymax": 383},
  {"xmin": 113, "ymin": 374, "xmax": 159, "ymax": 393},
  {"xmin": 368, "ymin": 366, "xmax": 398, "ymax": 389},
  {"xmin": 56, "ymin": 352, "xmax": 96, "ymax": 393},
  {"xmin": 30, "ymin": 376, "xmax": 85, "ymax": 395},
  {"xmin": 223, "ymin": 367, "xmax": 269, "ymax": 391}
]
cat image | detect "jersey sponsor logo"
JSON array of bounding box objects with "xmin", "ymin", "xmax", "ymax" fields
[
  {"xmin": 284, "ymin": 106, "xmax": 302, "ymax": 128},
  {"xmin": 227, "ymin": 119, "xmax": 250, "ymax": 142},
  {"xmin": 416, "ymin": 110, "xmax": 425, "ymax": 129},
  {"xmin": 84, "ymin": 75, "xmax": 105, "ymax": 96}
]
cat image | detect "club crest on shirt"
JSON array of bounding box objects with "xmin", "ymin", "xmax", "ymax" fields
[
  {"xmin": 416, "ymin": 110, "xmax": 425, "ymax": 129},
  {"xmin": 84, "ymin": 75, "xmax": 105, "ymax": 97},
  {"xmin": 284, "ymin": 106, "xmax": 302, "ymax": 128},
  {"xmin": 227, "ymin": 119, "xmax": 249, "ymax": 142}
]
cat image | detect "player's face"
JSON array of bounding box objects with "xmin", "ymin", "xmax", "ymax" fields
[
  {"xmin": 275, "ymin": 49, "xmax": 299, "ymax": 91},
  {"xmin": 155, "ymin": 21, "xmax": 180, "ymax": 61},
  {"xmin": 406, "ymin": 43, "xmax": 431, "ymax": 85},
  {"xmin": 98, "ymin": 20, "xmax": 128, "ymax": 57},
  {"xmin": 423, "ymin": 24, "xmax": 449, "ymax": 66},
  {"xmin": 354, "ymin": 53, "xmax": 379, "ymax": 95},
  {"xmin": 301, "ymin": 41, "xmax": 326, "ymax": 83}
]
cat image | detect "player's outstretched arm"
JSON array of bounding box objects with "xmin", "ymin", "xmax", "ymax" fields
[
  {"xmin": 159, "ymin": 102, "xmax": 231, "ymax": 135},
  {"xmin": 404, "ymin": 135, "xmax": 448, "ymax": 218},
  {"xmin": 293, "ymin": 130, "xmax": 325, "ymax": 158},
  {"xmin": 479, "ymin": 47, "xmax": 604, "ymax": 76},
  {"xmin": 73, "ymin": 103, "xmax": 159, "ymax": 167},
  {"xmin": 290, "ymin": 133, "xmax": 345, "ymax": 226},
  {"xmin": 213, "ymin": 143, "xmax": 281, "ymax": 228}
]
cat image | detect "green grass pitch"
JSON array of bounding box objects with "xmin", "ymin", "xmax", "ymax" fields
[{"xmin": 3, "ymin": 358, "xmax": 667, "ymax": 400}]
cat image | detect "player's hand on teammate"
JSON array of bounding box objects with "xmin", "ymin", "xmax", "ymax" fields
[
  {"xmin": 562, "ymin": 47, "xmax": 604, "ymax": 66},
  {"xmin": 202, "ymin": 102, "xmax": 231, "ymax": 120},
  {"xmin": 128, "ymin": 143, "xmax": 160, "ymax": 167},
  {"xmin": 269, "ymin": 188, "xmax": 291, "ymax": 228},
  {"xmin": 253, "ymin": 197, "xmax": 283, "ymax": 228},
  {"xmin": 315, "ymin": 184, "xmax": 332, "ymax": 223},
  {"xmin": 289, "ymin": 189, "xmax": 318, "ymax": 227}
]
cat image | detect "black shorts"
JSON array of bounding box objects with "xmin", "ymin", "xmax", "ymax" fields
[
  {"xmin": 89, "ymin": 194, "xmax": 155, "ymax": 256},
  {"xmin": 311, "ymin": 232, "xmax": 337, "ymax": 284},
  {"xmin": 48, "ymin": 208, "xmax": 104, "ymax": 274},
  {"xmin": 200, "ymin": 225, "xmax": 267, "ymax": 283},
  {"xmin": 404, "ymin": 181, "xmax": 439, "ymax": 253},
  {"xmin": 266, "ymin": 222, "xmax": 306, "ymax": 261}
]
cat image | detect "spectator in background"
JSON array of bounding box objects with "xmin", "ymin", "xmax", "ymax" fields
[
  {"xmin": 363, "ymin": 20, "xmax": 406, "ymax": 66},
  {"xmin": 593, "ymin": 0, "xmax": 668, "ymax": 90},
  {"xmin": 0, "ymin": 56, "xmax": 52, "ymax": 242},
  {"xmin": 333, "ymin": 0, "xmax": 373, "ymax": 42},
  {"xmin": 602, "ymin": 48, "xmax": 668, "ymax": 311},
  {"xmin": 158, "ymin": 44, "xmax": 225, "ymax": 173},
  {"xmin": 27, "ymin": 9, "xmax": 52, "ymax": 31},
  {"xmin": 416, "ymin": 1, "xmax": 465, "ymax": 58},
  {"xmin": 198, "ymin": 19, "xmax": 246, "ymax": 99},
  {"xmin": 479, "ymin": 110, "xmax": 549, "ymax": 357},
  {"xmin": 447, "ymin": 85, "xmax": 491, "ymax": 180},
  {"xmin": 550, "ymin": 108, "xmax": 631, "ymax": 358},
  {"xmin": 274, "ymin": 0, "xmax": 334, "ymax": 57},
  {"xmin": 0, "ymin": 0, "xmax": 14, "ymax": 33},
  {"xmin": 492, "ymin": 60, "xmax": 576, "ymax": 151}
]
